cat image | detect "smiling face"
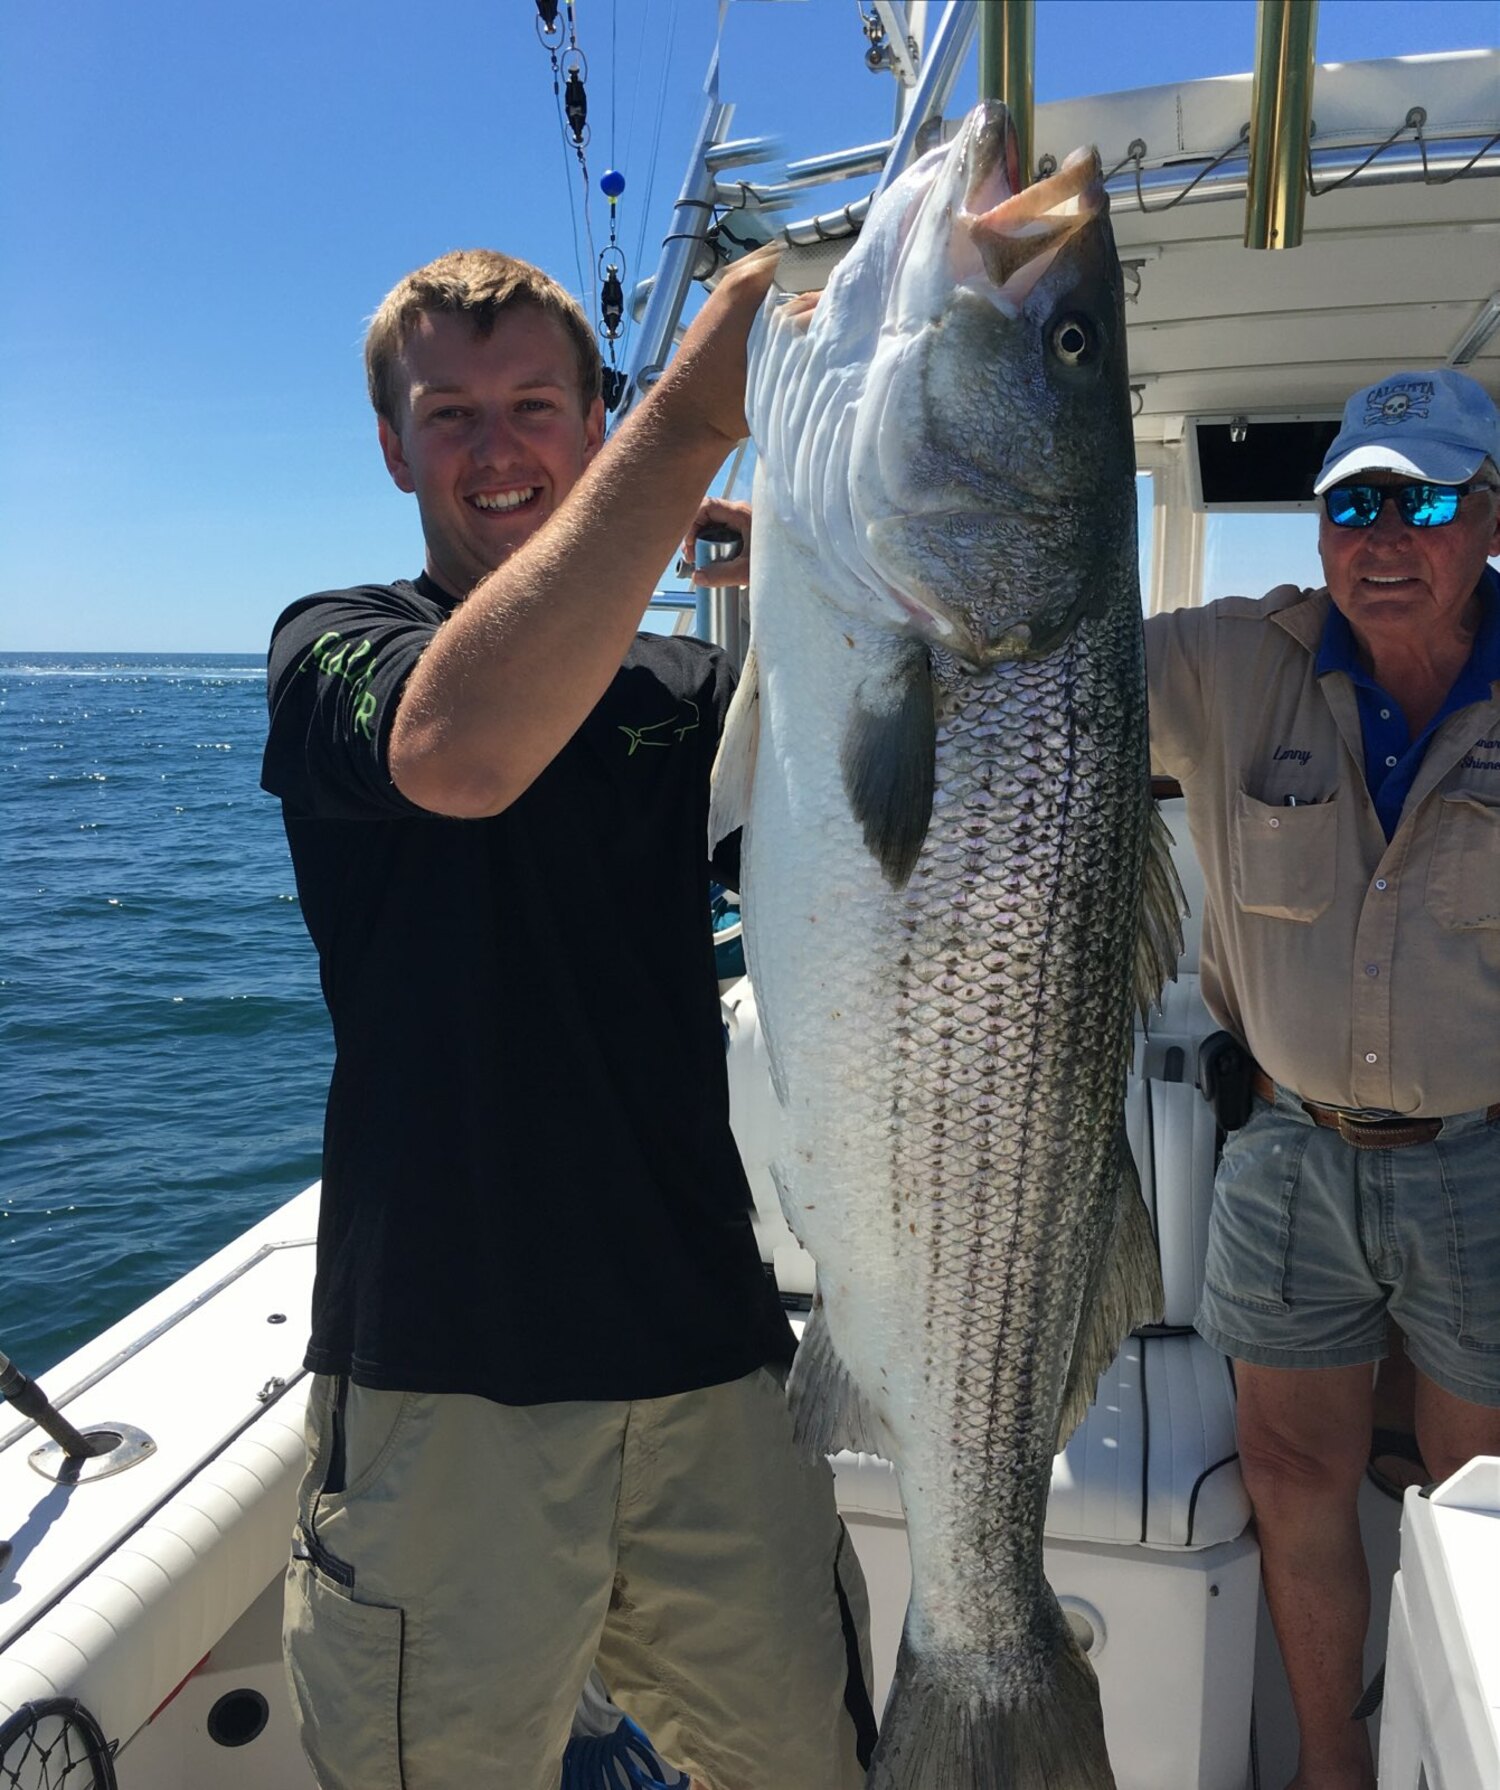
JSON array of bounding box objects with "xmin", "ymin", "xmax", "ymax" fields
[
  {"xmin": 1319, "ymin": 470, "xmax": 1500, "ymax": 655},
  {"xmin": 378, "ymin": 304, "xmax": 605, "ymax": 599}
]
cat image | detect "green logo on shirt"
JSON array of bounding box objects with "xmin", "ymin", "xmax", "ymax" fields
[
  {"xmin": 619, "ymin": 699, "xmax": 700, "ymax": 757},
  {"xmin": 300, "ymin": 631, "xmax": 379, "ymax": 739}
]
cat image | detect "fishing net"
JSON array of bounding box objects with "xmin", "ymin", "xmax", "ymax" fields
[{"xmin": 0, "ymin": 1701, "xmax": 117, "ymax": 1790}]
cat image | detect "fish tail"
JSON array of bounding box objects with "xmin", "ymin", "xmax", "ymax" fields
[{"xmin": 869, "ymin": 1627, "xmax": 1115, "ymax": 1789}]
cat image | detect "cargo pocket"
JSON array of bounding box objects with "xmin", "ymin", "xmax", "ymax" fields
[
  {"xmin": 1230, "ymin": 791, "xmax": 1337, "ymax": 921},
  {"xmin": 1437, "ymin": 1136, "xmax": 1500, "ymax": 1355},
  {"xmin": 1201, "ymin": 1110, "xmax": 1304, "ymax": 1315},
  {"xmin": 285, "ymin": 1550, "xmax": 406, "ymax": 1790},
  {"xmin": 1425, "ymin": 793, "xmax": 1500, "ymax": 929}
]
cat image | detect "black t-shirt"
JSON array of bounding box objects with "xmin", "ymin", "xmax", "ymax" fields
[{"xmin": 261, "ymin": 574, "xmax": 792, "ymax": 1403}]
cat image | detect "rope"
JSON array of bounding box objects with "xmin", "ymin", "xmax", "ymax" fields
[
  {"xmin": 1039, "ymin": 103, "xmax": 1500, "ymax": 214},
  {"xmin": 1307, "ymin": 106, "xmax": 1500, "ymax": 193},
  {"xmin": 1101, "ymin": 126, "xmax": 1251, "ymax": 215},
  {"xmin": 0, "ymin": 1700, "xmax": 117, "ymax": 1790}
]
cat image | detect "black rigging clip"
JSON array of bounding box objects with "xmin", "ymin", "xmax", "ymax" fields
[
  {"xmin": 599, "ymin": 262, "xmax": 625, "ymax": 340},
  {"xmin": 601, "ymin": 368, "xmax": 628, "ymax": 413},
  {"xmin": 563, "ymin": 58, "xmax": 589, "ymax": 147},
  {"xmin": 534, "ymin": 0, "xmax": 565, "ymax": 52}
]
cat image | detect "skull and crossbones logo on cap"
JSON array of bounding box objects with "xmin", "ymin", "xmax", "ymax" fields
[{"xmin": 1364, "ymin": 380, "xmax": 1434, "ymax": 427}]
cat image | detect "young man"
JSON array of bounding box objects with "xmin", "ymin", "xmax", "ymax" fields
[{"xmin": 262, "ymin": 248, "xmax": 874, "ymax": 1790}]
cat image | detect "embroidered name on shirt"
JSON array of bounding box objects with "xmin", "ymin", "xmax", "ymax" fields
[
  {"xmin": 1463, "ymin": 737, "xmax": 1500, "ymax": 771},
  {"xmin": 299, "ymin": 631, "xmax": 379, "ymax": 739},
  {"xmin": 619, "ymin": 699, "xmax": 700, "ymax": 757},
  {"xmin": 1273, "ymin": 745, "xmax": 1312, "ymax": 765}
]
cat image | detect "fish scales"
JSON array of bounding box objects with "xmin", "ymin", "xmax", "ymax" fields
[
  {"xmin": 712, "ymin": 101, "xmax": 1179, "ymax": 1789},
  {"xmin": 887, "ymin": 618, "xmax": 1147, "ymax": 1588}
]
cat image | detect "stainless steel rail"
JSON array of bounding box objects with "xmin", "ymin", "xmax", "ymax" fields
[
  {"xmin": 872, "ymin": 0, "xmax": 976, "ymax": 198},
  {"xmin": 619, "ymin": 81, "xmax": 736, "ymax": 414}
]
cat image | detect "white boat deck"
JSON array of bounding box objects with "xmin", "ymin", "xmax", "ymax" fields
[{"xmin": 0, "ymin": 1191, "xmax": 318, "ymax": 1758}]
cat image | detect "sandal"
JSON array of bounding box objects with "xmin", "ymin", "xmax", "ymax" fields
[{"xmin": 1365, "ymin": 1425, "xmax": 1428, "ymax": 1500}]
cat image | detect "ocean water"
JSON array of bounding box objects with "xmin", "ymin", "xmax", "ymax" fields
[{"xmin": 0, "ymin": 654, "xmax": 330, "ymax": 1378}]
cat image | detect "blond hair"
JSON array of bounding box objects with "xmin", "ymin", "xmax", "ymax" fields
[{"xmin": 365, "ymin": 249, "xmax": 602, "ymax": 424}]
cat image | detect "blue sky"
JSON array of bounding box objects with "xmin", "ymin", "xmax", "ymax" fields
[{"xmin": 2, "ymin": 0, "xmax": 1495, "ymax": 650}]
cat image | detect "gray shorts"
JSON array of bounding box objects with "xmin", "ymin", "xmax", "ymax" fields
[{"xmin": 1196, "ymin": 1084, "xmax": 1500, "ymax": 1406}]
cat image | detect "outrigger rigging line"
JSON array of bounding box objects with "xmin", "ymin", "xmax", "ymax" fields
[{"xmin": 535, "ymin": 0, "xmax": 630, "ymax": 412}]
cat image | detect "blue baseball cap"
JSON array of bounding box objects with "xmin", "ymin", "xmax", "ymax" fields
[{"xmin": 1314, "ymin": 368, "xmax": 1500, "ymax": 493}]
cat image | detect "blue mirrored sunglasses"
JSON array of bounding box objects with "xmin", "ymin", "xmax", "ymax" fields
[{"xmin": 1322, "ymin": 480, "xmax": 1497, "ymax": 529}]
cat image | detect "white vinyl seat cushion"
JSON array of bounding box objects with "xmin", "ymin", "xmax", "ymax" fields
[
  {"xmin": 1047, "ymin": 1334, "xmax": 1249, "ymax": 1549},
  {"xmin": 831, "ymin": 1332, "xmax": 1249, "ymax": 1552}
]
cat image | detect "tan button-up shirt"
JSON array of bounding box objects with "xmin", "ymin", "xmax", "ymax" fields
[{"xmin": 1146, "ymin": 585, "xmax": 1500, "ymax": 1117}]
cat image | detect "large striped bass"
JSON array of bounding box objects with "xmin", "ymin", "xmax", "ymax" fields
[{"xmin": 710, "ymin": 103, "xmax": 1181, "ymax": 1788}]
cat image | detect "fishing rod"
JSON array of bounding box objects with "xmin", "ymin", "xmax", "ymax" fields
[{"xmin": 0, "ymin": 1348, "xmax": 114, "ymax": 1460}]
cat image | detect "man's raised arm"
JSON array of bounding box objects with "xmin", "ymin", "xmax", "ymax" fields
[{"xmin": 389, "ymin": 250, "xmax": 779, "ymax": 819}]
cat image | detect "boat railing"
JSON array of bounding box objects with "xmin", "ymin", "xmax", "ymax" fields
[{"xmin": 623, "ymin": 23, "xmax": 1498, "ymax": 417}]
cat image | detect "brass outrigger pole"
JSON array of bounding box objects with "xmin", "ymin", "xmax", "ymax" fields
[
  {"xmin": 979, "ymin": 0, "xmax": 1035, "ymax": 186},
  {"xmin": 1245, "ymin": 0, "xmax": 1320, "ymax": 249}
]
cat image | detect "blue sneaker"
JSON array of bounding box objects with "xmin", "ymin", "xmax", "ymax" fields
[{"xmin": 560, "ymin": 1714, "xmax": 691, "ymax": 1789}]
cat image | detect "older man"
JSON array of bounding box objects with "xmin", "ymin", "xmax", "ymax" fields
[{"xmin": 1147, "ymin": 367, "xmax": 1500, "ymax": 1790}]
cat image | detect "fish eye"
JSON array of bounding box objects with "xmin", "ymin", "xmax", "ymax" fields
[{"xmin": 1049, "ymin": 315, "xmax": 1096, "ymax": 368}]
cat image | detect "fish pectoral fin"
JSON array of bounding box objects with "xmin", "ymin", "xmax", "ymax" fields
[
  {"xmin": 1135, "ymin": 801, "xmax": 1187, "ymax": 1019},
  {"xmin": 708, "ymin": 641, "xmax": 761, "ymax": 856},
  {"xmin": 1055, "ymin": 1136, "xmax": 1165, "ymax": 1452},
  {"xmin": 787, "ymin": 1288, "xmax": 888, "ymax": 1461},
  {"xmin": 839, "ymin": 647, "xmax": 935, "ymax": 890}
]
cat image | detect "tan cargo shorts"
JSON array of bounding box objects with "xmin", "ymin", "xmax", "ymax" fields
[{"xmin": 282, "ymin": 1368, "xmax": 875, "ymax": 1790}]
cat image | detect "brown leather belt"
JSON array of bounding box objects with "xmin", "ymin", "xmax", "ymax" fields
[{"xmin": 1249, "ymin": 1068, "xmax": 1500, "ymax": 1149}]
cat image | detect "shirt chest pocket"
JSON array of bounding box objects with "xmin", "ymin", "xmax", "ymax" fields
[
  {"xmin": 1230, "ymin": 790, "xmax": 1338, "ymax": 922},
  {"xmin": 1426, "ymin": 792, "xmax": 1500, "ymax": 929}
]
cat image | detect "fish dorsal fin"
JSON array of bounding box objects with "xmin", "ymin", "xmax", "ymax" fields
[
  {"xmin": 708, "ymin": 642, "xmax": 761, "ymax": 856},
  {"xmin": 840, "ymin": 646, "xmax": 935, "ymax": 890},
  {"xmin": 1135, "ymin": 802, "xmax": 1187, "ymax": 1019},
  {"xmin": 1055, "ymin": 1134, "xmax": 1163, "ymax": 1451}
]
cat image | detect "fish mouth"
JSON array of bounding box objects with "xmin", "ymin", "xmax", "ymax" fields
[
  {"xmin": 957, "ymin": 103, "xmax": 1106, "ymax": 310},
  {"xmin": 967, "ymin": 101, "xmax": 1025, "ymax": 202}
]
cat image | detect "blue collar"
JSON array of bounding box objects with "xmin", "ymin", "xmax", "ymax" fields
[
  {"xmin": 1313, "ymin": 564, "xmax": 1500, "ymax": 841},
  {"xmin": 1315, "ymin": 564, "xmax": 1500, "ymax": 699}
]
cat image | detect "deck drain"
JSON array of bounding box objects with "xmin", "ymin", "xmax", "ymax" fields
[{"xmin": 206, "ymin": 1688, "xmax": 269, "ymax": 1748}]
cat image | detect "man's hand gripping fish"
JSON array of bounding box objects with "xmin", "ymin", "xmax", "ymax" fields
[{"xmin": 710, "ymin": 102, "xmax": 1183, "ymax": 1789}]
